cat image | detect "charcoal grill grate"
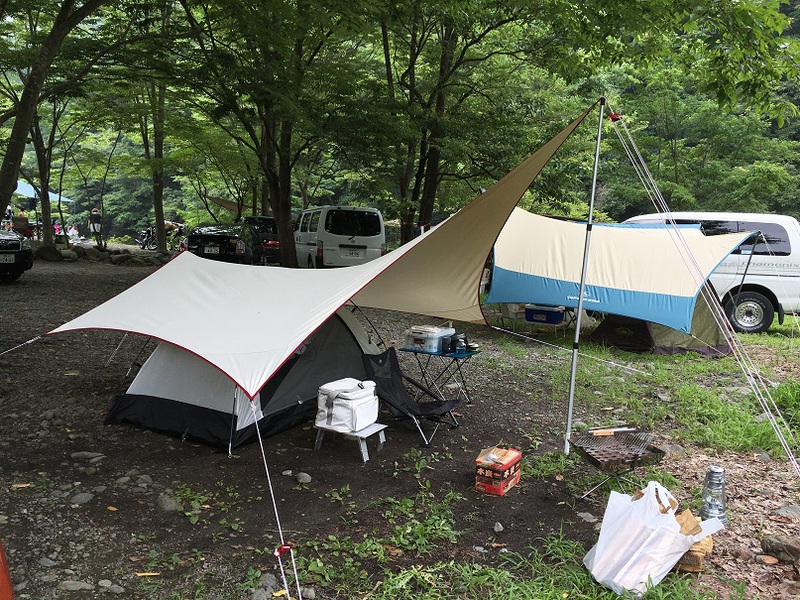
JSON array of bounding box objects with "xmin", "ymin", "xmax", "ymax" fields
[{"xmin": 570, "ymin": 429, "xmax": 664, "ymax": 472}]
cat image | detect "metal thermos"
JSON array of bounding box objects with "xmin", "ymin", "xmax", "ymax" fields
[{"xmin": 699, "ymin": 465, "xmax": 727, "ymax": 525}]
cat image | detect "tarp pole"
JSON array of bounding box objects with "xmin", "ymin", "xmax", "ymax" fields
[{"xmin": 564, "ymin": 96, "xmax": 605, "ymax": 454}]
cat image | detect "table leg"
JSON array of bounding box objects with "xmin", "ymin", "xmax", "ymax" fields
[{"xmin": 314, "ymin": 428, "xmax": 325, "ymax": 450}]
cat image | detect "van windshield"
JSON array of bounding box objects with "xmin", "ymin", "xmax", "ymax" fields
[{"xmin": 325, "ymin": 210, "xmax": 381, "ymax": 237}]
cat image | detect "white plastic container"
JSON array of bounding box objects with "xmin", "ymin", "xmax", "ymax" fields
[{"xmin": 402, "ymin": 325, "xmax": 456, "ymax": 353}]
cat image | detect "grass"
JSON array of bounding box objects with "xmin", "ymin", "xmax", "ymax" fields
[
  {"xmin": 281, "ymin": 326, "xmax": 797, "ymax": 600},
  {"xmin": 139, "ymin": 323, "xmax": 797, "ymax": 599}
]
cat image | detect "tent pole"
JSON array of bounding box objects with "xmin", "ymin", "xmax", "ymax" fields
[
  {"xmin": 564, "ymin": 96, "xmax": 605, "ymax": 455},
  {"xmin": 228, "ymin": 389, "xmax": 238, "ymax": 458}
]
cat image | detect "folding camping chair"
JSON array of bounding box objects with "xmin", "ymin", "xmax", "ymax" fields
[{"xmin": 362, "ymin": 347, "xmax": 460, "ymax": 447}]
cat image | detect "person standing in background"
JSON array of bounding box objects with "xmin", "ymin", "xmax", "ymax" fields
[{"xmin": 88, "ymin": 207, "xmax": 102, "ymax": 246}]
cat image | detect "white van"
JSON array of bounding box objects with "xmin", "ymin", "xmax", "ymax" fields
[
  {"xmin": 295, "ymin": 205, "xmax": 385, "ymax": 268},
  {"xmin": 624, "ymin": 211, "xmax": 800, "ymax": 333}
]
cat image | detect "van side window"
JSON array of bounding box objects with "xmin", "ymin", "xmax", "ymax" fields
[
  {"xmin": 325, "ymin": 209, "xmax": 381, "ymax": 236},
  {"xmin": 734, "ymin": 222, "xmax": 791, "ymax": 256},
  {"xmin": 299, "ymin": 214, "xmax": 310, "ymax": 233},
  {"xmin": 309, "ymin": 211, "xmax": 321, "ymax": 234},
  {"xmin": 674, "ymin": 219, "xmax": 791, "ymax": 256}
]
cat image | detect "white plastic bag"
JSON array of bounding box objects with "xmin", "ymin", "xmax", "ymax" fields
[{"xmin": 583, "ymin": 481, "xmax": 723, "ymax": 598}]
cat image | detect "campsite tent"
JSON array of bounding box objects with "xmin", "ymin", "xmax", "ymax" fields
[
  {"xmin": 48, "ymin": 103, "xmax": 598, "ymax": 448},
  {"xmin": 485, "ymin": 208, "xmax": 752, "ymax": 333},
  {"xmin": 106, "ymin": 309, "xmax": 379, "ymax": 449},
  {"xmin": 47, "ymin": 102, "xmax": 747, "ymax": 448},
  {"xmin": 588, "ymin": 290, "xmax": 731, "ymax": 356}
]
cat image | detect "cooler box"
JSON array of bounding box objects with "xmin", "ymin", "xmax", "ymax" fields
[
  {"xmin": 316, "ymin": 378, "xmax": 378, "ymax": 433},
  {"xmin": 525, "ymin": 305, "xmax": 566, "ymax": 325},
  {"xmin": 403, "ymin": 325, "xmax": 456, "ymax": 353},
  {"xmin": 475, "ymin": 446, "xmax": 522, "ymax": 496}
]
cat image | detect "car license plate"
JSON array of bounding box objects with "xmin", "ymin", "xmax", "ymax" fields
[
  {"xmin": 346, "ymin": 249, "xmax": 363, "ymax": 258},
  {"xmin": 0, "ymin": 254, "xmax": 14, "ymax": 263},
  {"xmin": 204, "ymin": 246, "xmax": 220, "ymax": 254}
]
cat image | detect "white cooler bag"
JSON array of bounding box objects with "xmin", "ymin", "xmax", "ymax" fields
[{"xmin": 315, "ymin": 378, "xmax": 378, "ymax": 433}]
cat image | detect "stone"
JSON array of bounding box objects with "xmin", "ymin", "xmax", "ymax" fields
[
  {"xmin": 70, "ymin": 492, "xmax": 94, "ymax": 505},
  {"xmin": 296, "ymin": 472, "xmax": 312, "ymax": 484},
  {"xmin": 156, "ymin": 494, "xmax": 181, "ymax": 512},
  {"xmin": 58, "ymin": 580, "xmax": 94, "ymax": 591},
  {"xmin": 753, "ymin": 447, "xmax": 772, "ymax": 462},
  {"xmin": 493, "ymin": 522, "xmax": 504, "ymax": 533},
  {"xmin": 70, "ymin": 452, "xmax": 105, "ymax": 460},
  {"xmin": 772, "ymin": 505, "xmax": 800, "ymax": 519},
  {"xmin": 35, "ymin": 245, "xmax": 64, "ymax": 262},
  {"xmin": 110, "ymin": 253, "xmax": 133, "ymax": 265},
  {"xmin": 38, "ymin": 557, "xmax": 58, "ymax": 567},
  {"xmin": 662, "ymin": 444, "xmax": 686, "ymax": 458},
  {"xmin": 761, "ymin": 535, "xmax": 800, "ymax": 563}
]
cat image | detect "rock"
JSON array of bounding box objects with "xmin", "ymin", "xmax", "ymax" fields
[
  {"xmin": 70, "ymin": 451, "xmax": 105, "ymax": 460},
  {"xmin": 473, "ymin": 545, "xmax": 488, "ymax": 553},
  {"xmin": 296, "ymin": 472, "xmax": 312, "ymax": 484},
  {"xmin": 38, "ymin": 557, "xmax": 58, "ymax": 567},
  {"xmin": 110, "ymin": 253, "xmax": 133, "ymax": 265},
  {"xmin": 662, "ymin": 443, "xmax": 686, "ymax": 458},
  {"xmin": 753, "ymin": 447, "xmax": 772, "ymax": 462},
  {"xmin": 98, "ymin": 579, "xmax": 113, "ymax": 588},
  {"xmin": 761, "ymin": 535, "xmax": 800, "ymax": 563},
  {"xmin": 493, "ymin": 522, "xmax": 504, "ymax": 533},
  {"xmin": 70, "ymin": 492, "xmax": 94, "ymax": 505},
  {"xmin": 83, "ymin": 246, "xmax": 104, "ymax": 261},
  {"xmin": 156, "ymin": 494, "xmax": 180, "ymax": 512},
  {"xmin": 301, "ymin": 587, "xmax": 316, "ymax": 599},
  {"xmin": 577, "ymin": 512, "xmax": 597, "ymax": 523},
  {"xmin": 58, "ymin": 580, "xmax": 94, "ymax": 591},
  {"xmin": 282, "ymin": 470, "xmax": 293, "ymax": 476},
  {"xmin": 59, "ymin": 249, "xmax": 79, "ymax": 261},
  {"xmin": 772, "ymin": 505, "xmax": 800, "ymax": 520},
  {"xmin": 35, "ymin": 245, "xmax": 64, "ymax": 262}
]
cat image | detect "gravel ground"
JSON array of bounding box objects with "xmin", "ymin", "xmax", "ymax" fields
[{"xmin": 0, "ymin": 249, "xmax": 799, "ymax": 599}]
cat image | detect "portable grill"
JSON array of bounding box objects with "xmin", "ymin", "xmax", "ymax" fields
[{"xmin": 570, "ymin": 427, "xmax": 665, "ymax": 499}]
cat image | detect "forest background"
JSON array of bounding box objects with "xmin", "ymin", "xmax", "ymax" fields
[{"xmin": 3, "ymin": 0, "xmax": 800, "ymax": 265}]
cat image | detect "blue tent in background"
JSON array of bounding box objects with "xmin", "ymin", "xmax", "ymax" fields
[{"xmin": 13, "ymin": 180, "xmax": 74, "ymax": 204}]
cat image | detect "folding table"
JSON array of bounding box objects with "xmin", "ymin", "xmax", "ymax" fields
[{"xmin": 398, "ymin": 347, "xmax": 479, "ymax": 404}]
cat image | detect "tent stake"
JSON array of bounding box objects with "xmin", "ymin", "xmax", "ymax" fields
[{"xmin": 564, "ymin": 96, "xmax": 605, "ymax": 455}]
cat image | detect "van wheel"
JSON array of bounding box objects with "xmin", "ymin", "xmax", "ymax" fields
[{"xmin": 725, "ymin": 291, "xmax": 774, "ymax": 333}]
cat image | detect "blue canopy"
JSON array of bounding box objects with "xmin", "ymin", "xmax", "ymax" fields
[
  {"xmin": 484, "ymin": 208, "xmax": 752, "ymax": 332},
  {"xmin": 13, "ymin": 180, "xmax": 74, "ymax": 203}
]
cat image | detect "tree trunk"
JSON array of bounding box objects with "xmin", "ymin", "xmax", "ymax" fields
[
  {"xmin": 152, "ymin": 82, "xmax": 167, "ymax": 253},
  {"xmin": 417, "ymin": 25, "xmax": 456, "ymax": 231},
  {"xmin": 0, "ymin": 0, "xmax": 108, "ymax": 210}
]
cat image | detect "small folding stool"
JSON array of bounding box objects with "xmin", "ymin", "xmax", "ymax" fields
[{"xmin": 314, "ymin": 422, "xmax": 388, "ymax": 463}]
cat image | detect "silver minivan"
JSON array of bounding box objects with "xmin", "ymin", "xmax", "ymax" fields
[
  {"xmin": 295, "ymin": 205, "xmax": 385, "ymax": 268},
  {"xmin": 624, "ymin": 211, "xmax": 800, "ymax": 333}
]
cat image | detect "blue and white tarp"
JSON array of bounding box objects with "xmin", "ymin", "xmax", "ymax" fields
[{"xmin": 485, "ymin": 208, "xmax": 752, "ymax": 332}]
